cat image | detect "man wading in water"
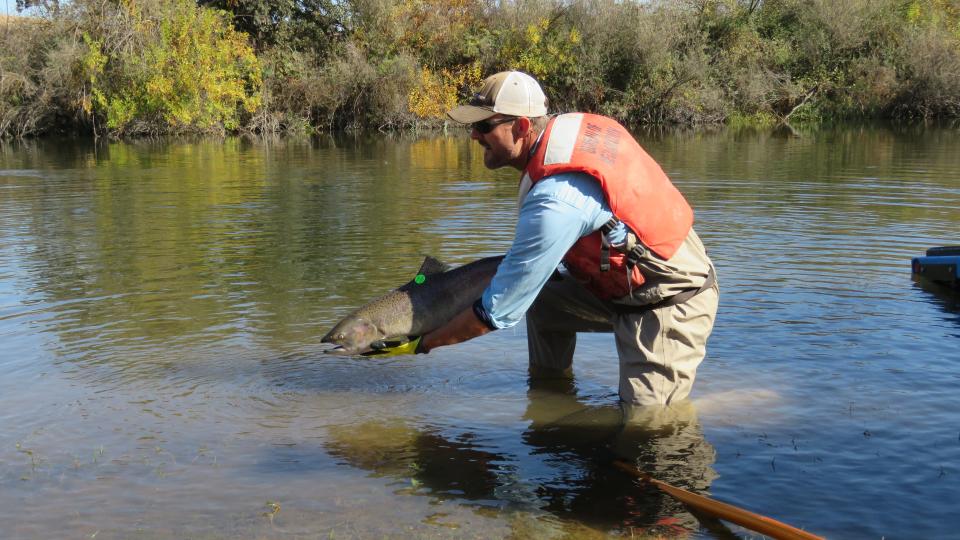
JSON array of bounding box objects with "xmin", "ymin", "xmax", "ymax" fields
[{"xmin": 384, "ymin": 71, "xmax": 718, "ymax": 406}]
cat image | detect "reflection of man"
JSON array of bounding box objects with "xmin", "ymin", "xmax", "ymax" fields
[
  {"xmin": 417, "ymin": 71, "xmax": 719, "ymax": 406},
  {"xmin": 323, "ymin": 384, "xmax": 718, "ymax": 534},
  {"xmin": 614, "ymin": 401, "xmax": 718, "ymax": 494},
  {"xmin": 325, "ymin": 420, "xmax": 503, "ymax": 501},
  {"xmin": 521, "ymin": 380, "xmax": 717, "ymax": 532}
]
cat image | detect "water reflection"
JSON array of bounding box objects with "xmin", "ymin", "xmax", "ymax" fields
[
  {"xmin": 324, "ymin": 377, "xmax": 718, "ymax": 536},
  {"xmin": 326, "ymin": 422, "xmax": 503, "ymax": 501},
  {"xmin": 0, "ymin": 133, "xmax": 518, "ymax": 374},
  {"xmin": 912, "ymin": 277, "xmax": 960, "ymax": 330}
]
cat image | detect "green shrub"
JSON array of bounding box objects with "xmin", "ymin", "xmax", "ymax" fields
[
  {"xmin": 6, "ymin": 0, "xmax": 960, "ymax": 136},
  {"xmin": 80, "ymin": 0, "xmax": 262, "ymax": 136},
  {"xmin": 0, "ymin": 16, "xmax": 56, "ymax": 138}
]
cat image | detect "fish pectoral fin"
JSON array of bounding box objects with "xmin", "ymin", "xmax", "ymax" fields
[
  {"xmin": 363, "ymin": 336, "xmax": 422, "ymax": 357},
  {"xmin": 371, "ymin": 337, "xmax": 410, "ymax": 349},
  {"xmin": 417, "ymin": 255, "xmax": 452, "ymax": 276}
]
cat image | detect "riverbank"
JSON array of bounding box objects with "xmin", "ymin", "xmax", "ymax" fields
[{"xmin": 2, "ymin": 0, "xmax": 959, "ymax": 139}]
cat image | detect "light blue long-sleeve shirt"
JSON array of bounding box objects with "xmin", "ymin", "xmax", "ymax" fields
[{"xmin": 479, "ymin": 171, "xmax": 623, "ymax": 329}]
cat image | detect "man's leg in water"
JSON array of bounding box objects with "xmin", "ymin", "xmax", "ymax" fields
[
  {"xmin": 525, "ymin": 276, "xmax": 615, "ymax": 378},
  {"xmin": 614, "ymin": 283, "xmax": 719, "ymax": 406},
  {"xmin": 526, "ymin": 273, "xmax": 718, "ymax": 405}
]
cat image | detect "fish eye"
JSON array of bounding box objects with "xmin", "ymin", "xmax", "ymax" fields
[{"xmin": 337, "ymin": 333, "xmax": 344, "ymax": 340}]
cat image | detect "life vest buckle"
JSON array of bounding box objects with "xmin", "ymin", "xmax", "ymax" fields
[
  {"xmin": 600, "ymin": 217, "xmax": 649, "ymax": 272},
  {"xmin": 625, "ymin": 244, "xmax": 646, "ymax": 269}
]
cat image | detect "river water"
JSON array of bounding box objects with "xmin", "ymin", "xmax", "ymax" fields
[{"xmin": 1, "ymin": 126, "xmax": 958, "ymax": 539}]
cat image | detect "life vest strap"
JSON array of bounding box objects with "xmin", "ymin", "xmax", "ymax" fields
[
  {"xmin": 599, "ymin": 217, "xmax": 618, "ymax": 272},
  {"xmin": 599, "ymin": 217, "xmax": 649, "ymax": 272}
]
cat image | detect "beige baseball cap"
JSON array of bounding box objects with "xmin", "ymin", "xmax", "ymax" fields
[{"xmin": 447, "ymin": 71, "xmax": 549, "ymax": 124}]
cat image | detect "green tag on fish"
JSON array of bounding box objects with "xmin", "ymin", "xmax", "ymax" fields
[{"xmin": 414, "ymin": 274, "xmax": 426, "ymax": 285}]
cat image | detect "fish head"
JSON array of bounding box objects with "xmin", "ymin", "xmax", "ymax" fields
[{"xmin": 321, "ymin": 317, "xmax": 382, "ymax": 355}]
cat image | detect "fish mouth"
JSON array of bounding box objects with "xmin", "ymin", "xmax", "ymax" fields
[
  {"xmin": 322, "ymin": 343, "xmax": 352, "ymax": 355},
  {"xmin": 321, "ymin": 343, "xmax": 371, "ymax": 356},
  {"xmin": 320, "ymin": 332, "xmax": 349, "ymax": 355}
]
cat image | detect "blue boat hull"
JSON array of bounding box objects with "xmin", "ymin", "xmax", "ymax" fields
[{"xmin": 912, "ymin": 249, "xmax": 960, "ymax": 289}]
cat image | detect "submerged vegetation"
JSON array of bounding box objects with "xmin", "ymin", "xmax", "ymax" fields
[{"xmin": 2, "ymin": 0, "xmax": 960, "ymax": 137}]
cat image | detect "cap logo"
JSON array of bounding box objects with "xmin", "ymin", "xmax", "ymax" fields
[{"xmin": 469, "ymin": 93, "xmax": 493, "ymax": 107}]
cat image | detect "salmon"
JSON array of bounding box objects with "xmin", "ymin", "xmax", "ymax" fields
[{"xmin": 321, "ymin": 255, "xmax": 504, "ymax": 355}]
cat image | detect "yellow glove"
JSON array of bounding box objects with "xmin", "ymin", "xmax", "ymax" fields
[{"xmin": 362, "ymin": 336, "xmax": 425, "ymax": 357}]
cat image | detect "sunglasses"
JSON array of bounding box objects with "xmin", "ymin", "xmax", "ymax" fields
[{"xmin": 471, "ymin": 116, "xmax": 517, "ymax": 134}]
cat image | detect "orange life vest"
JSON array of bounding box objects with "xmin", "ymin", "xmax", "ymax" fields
[{"xmin": 525, "ymin": 113, "xmax": 694, "ymax": 300}]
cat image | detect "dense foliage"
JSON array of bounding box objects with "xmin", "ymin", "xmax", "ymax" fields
[{"xmin": 2, "ymin": 0, "xmax": 959, "ymax": 137}]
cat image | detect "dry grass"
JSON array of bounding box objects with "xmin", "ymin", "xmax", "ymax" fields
[{"xmin": 1, "ymin": 13, "xmax": 43, "ymax": 27}]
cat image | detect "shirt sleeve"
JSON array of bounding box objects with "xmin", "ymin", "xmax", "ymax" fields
[{"xmin": 478, "ymin": 171, "xmax": 612, "ymax": 329}]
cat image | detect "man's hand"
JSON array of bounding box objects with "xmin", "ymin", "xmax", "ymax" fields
[{"xmin": 362, "ymin": 336, "xmax": 425, "ymax": 357}]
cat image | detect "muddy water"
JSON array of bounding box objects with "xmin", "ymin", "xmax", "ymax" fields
[{"xmin": 1, "ymin": 126, "xmax": 958, "ymax": 538}]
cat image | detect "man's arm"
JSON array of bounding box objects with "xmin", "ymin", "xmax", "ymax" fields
[
  {"xmin": 419, "ymin": 172, "xmax": 611, "ymax": 353},
  {"xmin": 419, "ymin": 304, "xmax": 491, "ymax": 353}
]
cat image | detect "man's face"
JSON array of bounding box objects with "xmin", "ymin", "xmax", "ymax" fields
[{"xmin": 470, "ymin": 115, "xmax": 521, "ymax": 170}]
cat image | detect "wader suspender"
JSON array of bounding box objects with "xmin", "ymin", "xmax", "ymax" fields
[{"xmin": 599, "ymin": 217, "xmax": 717, "ymax": 314}]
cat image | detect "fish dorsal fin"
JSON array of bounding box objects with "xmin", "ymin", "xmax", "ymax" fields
[{"xmin": 417, "ymin": 256, "xmax": 452, "ymax": 276}]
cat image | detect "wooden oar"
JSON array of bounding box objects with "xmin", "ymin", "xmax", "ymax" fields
[{"xmin": 613, "ymin": 460, "xmax": 825, "ymax": 540}]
